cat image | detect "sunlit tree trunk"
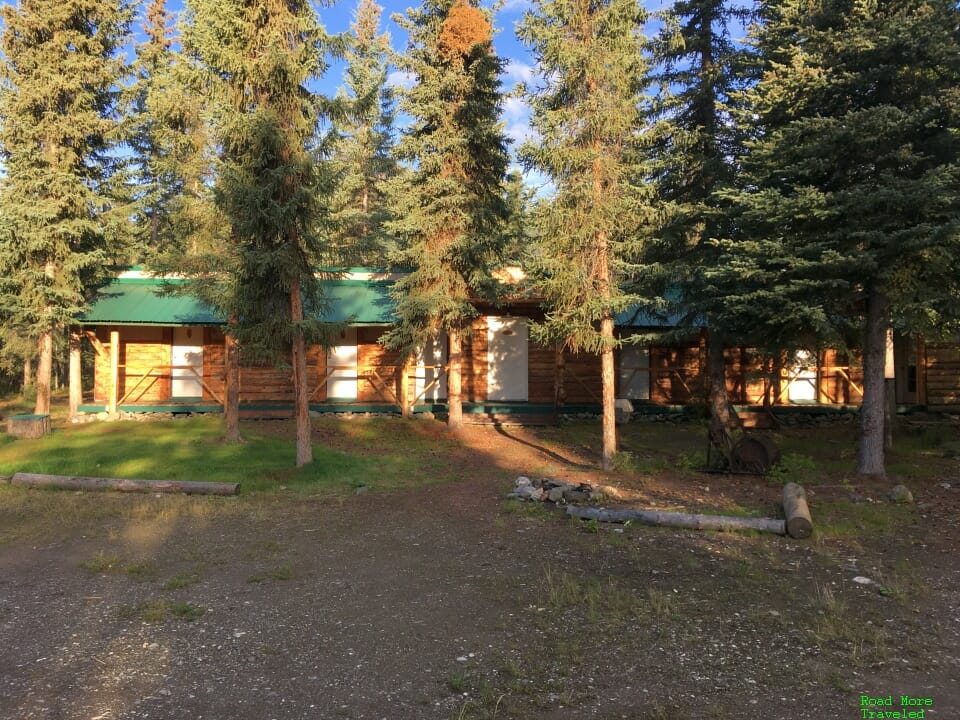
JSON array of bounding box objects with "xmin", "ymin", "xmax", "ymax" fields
[
  {"xmin": 291, "ymin": 277, "xmax": 312, "ymax": 467},
  {"xmin": 447, "ymin": 327, "xmax": 463, "ymax": 431}
]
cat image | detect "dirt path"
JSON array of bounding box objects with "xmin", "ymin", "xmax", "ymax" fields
[{"xmin": 1, "ymin": 422, "xmax": 958, "ymax": 719}]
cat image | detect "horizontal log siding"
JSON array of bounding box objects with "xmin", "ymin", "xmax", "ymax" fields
[
  {"xmin": 528, "ymin": 343, "xmax": 556, "ymax": 403},
  {"xmin": 816, "ymin": 349, "xmax": 861, "ymax": 405},
  {"xmin": 93, "ymin": 326, "xmax": 171, "ymax": 403},
  {"xmin": 462, "ymin": 318, "xmax": 488, "ymax": 402},
  {"xmin": 358, "ymin": 326, "xmax": 400, "ymax": 403},
  {"xmin": 924, "ymin": 343, "xmax": 960, "ymax": 407},
  {"xmin": 561, "ymin": 350, "xmax": 603, "ymax": 404},
  {"xmin": 649, "ymin": 344, "xmax": 704, "ymax": 404}
]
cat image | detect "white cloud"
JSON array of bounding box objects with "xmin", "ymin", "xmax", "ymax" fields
[
  {"xmin": 386, "ymin": 70, "xmax": 416, "ymax": 89},
  {"xmin": 497, "ymin": 0, "xmax": 533, "ymax": 14},
  {"xmin": 503, "ymin": 59, "xmax": 536, "ymax": 87},
  {"xmin": 501, "ymin": 96, "xmax": 535, "ymax": 145}
]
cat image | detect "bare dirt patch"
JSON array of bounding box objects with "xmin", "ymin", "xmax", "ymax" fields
[{"xmin": 1, "ymin": 417, "xmax": 958, "ymax": 719}]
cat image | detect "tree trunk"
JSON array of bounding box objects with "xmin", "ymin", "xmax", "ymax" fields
[
  {"xmin": 34, "ymin": 330, "xmax": 53, "ymax": 415},
  {"xmin": 601, "ymin": 314, "xmax": 616, "ymax": 471},
  {"xmin": 22, "ymin": 354, "xmax": 32, "ymax": 394},
  {"xmin": 448, "ymin": 327, "xmax": 463, "ymax": 431},
  {"xmin": 290, "ymin": 277, "xmax": 312, "ymax": 467},
  {"xmin": 708, "ymin": 334, "xmax": 736, "ymax": 434},
  {"xmin": 856, "ymin": 286, "xmax": 888, "ymax": 476},
  {"xmin": 69, "ymin": 330, "xmax": 81, "ymax": 419},
  {"xmin": 224, "ymin": 330, "xmax": 240, "ymax": 443},
  {"xmin": 399, "ymin": 352, "xmax": 413, "ymax": 418}
]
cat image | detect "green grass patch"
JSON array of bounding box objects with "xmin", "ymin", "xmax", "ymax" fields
[
  {"xmin": 118, "ymin": 598, "xmax": 205, "ymax": 623},
  {"xmin": 80, "ymin": 551, "xmax": 122, "ymax": 574},
  {"xmin": 248, "ymin": 562, "xmax": 295, "ymax": 584},
  {"xmin": 163, "ymin": 572, "xmax": 200, "ymax": 590},
  {"xmin": 124, "ymin": 561, "xmax": 158, "ymax": 582},
  {"xmin": 814, "ymin": 499, "xmax": 917, "ymax": 540},
  {"xmin": 0, "ymin": 416, "xmax": 437, "ymax": 494}
]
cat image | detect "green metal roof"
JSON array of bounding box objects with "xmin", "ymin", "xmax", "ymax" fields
[{"xmin": 79, "ymin": 277, "xmax": 397, "ymax": 326}]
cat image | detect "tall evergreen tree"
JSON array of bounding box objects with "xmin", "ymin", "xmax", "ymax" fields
[
  {"xmin": 646, "ymin": 0, "xmax": 753, "ymax": 449},
  {"xmin": 328, "ymin": 0, "xmax": 398, "ymax": 268},
  {"xmin": 0, "ymin": 0, "xmax": 132, "ymax": 415},
  {"xmin": 518, "ymin": 0, "xmax": 651, "ymax": 470},
  {"xmin": 184, "ymin": 0, "xmax": 340, "ymax": 465},
  {"xmin": 386, "ymin": 0, "xmax": 510, "ymax": 430},
  {"xmin": 129, "ymin": 0, "xmax": 211, "ymax": 259},
  {"xmin": 728, "ymin": 0, "xmax": 960, "ymax": 475}
]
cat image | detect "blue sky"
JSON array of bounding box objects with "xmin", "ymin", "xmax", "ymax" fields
[{"xmin": 149, "ymin": 0, "xmax": 542, "ymax": 173}]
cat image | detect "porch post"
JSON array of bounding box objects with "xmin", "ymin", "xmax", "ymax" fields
[
  {"xmin": 69, "ymin": 328, "xmax": 82, "ymax": 419},
  {"xmin": 108, "ymin": 328, "xmax": 119, "ymax": 414}
]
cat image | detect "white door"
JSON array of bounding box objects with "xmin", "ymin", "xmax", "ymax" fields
[
  {"xmin": 415, "ymin": 332, "xmax": 448, "ymax": 402},
  {"xmin": 171, "ymin": 327, "xmax": 203, "ymax": 398},
  {"xmin": 619, "ymin": 345, "xmax": 650, "ymax": 400},
  {"xmin": 327, "ymin": 328, "xmax": 358, "ymax": 400},
  {"xmin": 787, "ymin": 350, "xmax": 818, "ymax": 403},
  {"xmin": 487, "ymin": 317, "xmax": 528, "ymax": 401}
]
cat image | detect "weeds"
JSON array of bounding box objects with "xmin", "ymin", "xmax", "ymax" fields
[
  {"xmin": 768, "ymin": 453, "xmax": 817, "ymax": 485},
  {"xmin": 163, "ymin": 572, "xmax": 200, "ymax": 590},
  {"xmin": 80, "ymin": 551, "xmax": 122, "ymax": 574},
  {"xmin": 247, "ymin": 562, "xmax": 294, "ymax": 584},
  {"xmin": 118, "ymin": 599, "xmax": 205, "ymax": 623}
]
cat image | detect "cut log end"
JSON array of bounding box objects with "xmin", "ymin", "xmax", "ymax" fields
[{"xmin": 783, "ymin": 482, "xmax": 813, "ymax": 539}]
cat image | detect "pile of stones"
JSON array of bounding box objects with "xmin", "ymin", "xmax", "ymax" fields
[{"xmin": 508, "ymin": 476, "xmax": 600, "ymax": 504}]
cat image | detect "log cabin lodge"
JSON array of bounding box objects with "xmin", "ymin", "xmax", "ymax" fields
[{"xmin": 70, "ymin": 269, "xmax": 959, "ymax": 423}]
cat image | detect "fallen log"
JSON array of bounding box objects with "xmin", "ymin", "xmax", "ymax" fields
[
  {"xmin": 9, "ymin": 472, "xmax": 239, "ymax": 496},
  {"xmin": 782, "ymin": 482, "xmax": 813, "ymax": 538},
  {"xmin": 567, "ymin": 505, "xmax": 786, "ymax": 536}
]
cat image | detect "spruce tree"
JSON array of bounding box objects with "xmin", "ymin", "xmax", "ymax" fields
[
  {"xmin": 328, "ymin": 0, "xmax": 398, "ymax": 268},
  {"xmin": 729, "ymin": 0, "xmax": 960, "ymax": 475},
  {"xmin": 184, "ymin": 0, "xmax": 340, "ymax": 465},
  {"xmin": 386, "ymin": 0, "xmax": 510, "ymax": 430},
  {"xmin": 646, "ymin": 0, "xmax": 753, "ymax": 450},
  {"xmin": 0, "ymin": 0, "xmax": 132, "ymax": 415},
  {"xmin": 517, "ymin": 0, "xmax": 652, "ymax": 469},
  {"xmin": 129, "ymin": 0, "xmax": 211, "ymax": 259}
]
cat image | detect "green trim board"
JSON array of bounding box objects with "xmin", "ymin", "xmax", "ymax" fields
[{"xmin": 79, "ymin": 277, "xmax": 397, "ymax": 326}]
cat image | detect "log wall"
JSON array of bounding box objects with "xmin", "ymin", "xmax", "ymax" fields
[
  {"xmin": 93, "ymin": 326, "xmax": 171, "ymax": 403},
  {"xmin": 924, "ymin": 342, "xmax": 960, "ymax": 408},
  {"xmin": 85, "ymin": 322, "xmax": 902, "ymax": 410},
  {"xmin": 461, "ymin": 317, "xmax": 489, "ymax": 402}
]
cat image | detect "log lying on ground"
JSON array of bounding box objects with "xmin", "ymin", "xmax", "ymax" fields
[
  {"xmin": 782, "ymin": 482, "xmax": 813, "ymax": 539},
  {"xmin": 9, "ymin": 472, "xmax": 239, "ymax": 496},
  {"xmin": 567, "ymin": 505, "xmax": 786, "ymax": 536}
]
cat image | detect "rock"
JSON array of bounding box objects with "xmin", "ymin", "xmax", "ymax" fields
[
  {"xmin": 562, "ymin": 489, "xmax": 589, "ymax": 503},
  {"xmin": 614, "ymin": 398, "xmax": 633, "ymax": 425},
  {"xmin": 513, "ymin": 485, "xmax": 542, "ymax": 501},
  {"xmin": 853, "ymin": 576, "xmax": 875, "ymax": 586},
  {"xmin": 939, "ymin": 482, "xmax": 951, "ymax": 490},
  {"xmin": 547, "ymin": 487, "xmax": 567, "ymax": 503},
  {"xmin": 515, "ymin": 476, "xmax": 532, "ymax": 488},
  {"xmin": 889, "ymin": 484, "xmax": 914, "ymax": 504}
]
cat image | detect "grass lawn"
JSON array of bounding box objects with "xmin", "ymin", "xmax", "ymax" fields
[{"xmin": 0, "ymin": 414, "xmax": 452, "ymax": 494}]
